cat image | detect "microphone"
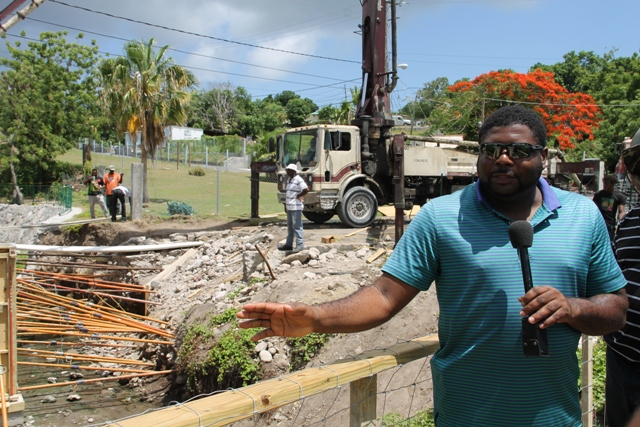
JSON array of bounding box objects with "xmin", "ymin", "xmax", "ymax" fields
[{"xmin": 508, "ymin": 220, "xmax": 549, "ymax": 357}]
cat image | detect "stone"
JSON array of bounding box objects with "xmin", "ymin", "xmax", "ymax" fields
[
  {"xmin": 259, "ymin": 350, "xmax": 273, "ymax": 363},
  {"xmin": 67, "ymin": 394, "xmax": 82, "ymax": 402},
  {"xmin": 101, "ymin": 389, "xmax": 116, "ymax": 398},
  {"xmin": 41, "ymin": 395, "xmax": 57, "ymax": 403},
  {"xmin": 255, "ymin": 342, "xmax": 268, "ymax": 353}
]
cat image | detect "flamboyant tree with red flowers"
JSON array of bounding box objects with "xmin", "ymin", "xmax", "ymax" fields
[{"xmin": 430, "ymin": 69, "xmax": 601, "ymax": 151}]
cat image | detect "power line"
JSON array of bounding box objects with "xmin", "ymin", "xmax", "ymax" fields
[
  {"xmin": 3, "ymin": 32, "xmax": 361, "ymax": 95},
  {"xmin": 48, "ymin": 0, "xmax": 360, "ymax": 64},
  {"xmin": 27, "ymin": 17, "xmax": 352, "ymax": 83}
]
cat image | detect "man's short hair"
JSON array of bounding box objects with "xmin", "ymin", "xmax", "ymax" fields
[
  {"xmin": 479, "ymin": 105, "xmax": 547, "ymax": 147},
  {"xmin": 603, "ymin": 174, "xmax": 619, "ymax": 183}
]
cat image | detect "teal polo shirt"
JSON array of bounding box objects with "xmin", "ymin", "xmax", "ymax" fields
[{"xmin": 382, "ymin": 179, "xmax": 626, "ymax": 427}]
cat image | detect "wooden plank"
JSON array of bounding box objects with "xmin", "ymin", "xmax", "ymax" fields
[
  {"xmin": 350, "ymin": 374, "xmax": 377, "ymax": 427},
  {"xmin": 366, "ymin": 249, "xmax": 386, "ymax": 264},
  {"xmin": 105, "ymin": 335, "xmax": 440, "ymax": 427},
  {"xmin": 344, "ymin": 227, "xmax": 371, "ymax": 237},
  {"xmin": 147, "ymin": 248, "xmax": 198, "ymax": 288},
  {"xmin": 581, "ymin": 335, "xmax": 594, "ymax": 427},
  {"xmin": 321, "ymin": 227, "xmax": 370, "ymax": 245}
]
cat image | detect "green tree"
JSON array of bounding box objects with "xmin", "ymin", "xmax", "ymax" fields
[
  {"xmin": 0, "ymin": 31, "xmax": 101, "ymax": 187},
  {"xmin": 99, "ymin": 38, "xmax": 197, "ymax": 202},
  {"xmin": 317, "ymin": 105, "xmax": 338, "ymax": 123},
  {"xmin": 274, "ymin": 90, "xmax": 299, "ymax": 108},
  {"xmin": 535, "ymin": 51, "xmax": 640, "ymax": 169},
  {"xmin": 285, "ymin": 97, "xmax": 318, "ymax": 127},
  {"xmin": 190, "ymin": 82, "xmax": 235, "ymax": 134},
  {"xmin": 400, "ymin": 77, "xmax": 451, "ymax": 125},
  {"xmin": 541, "ymin": 50, "xmax": 640, "ymax": 171},
  {"xmin": 271, "ymin": 90, "xmax": 317, "ymax": 128}
]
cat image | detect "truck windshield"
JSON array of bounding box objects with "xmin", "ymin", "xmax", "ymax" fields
[{"xmin": 282, "ymin": 130, "xmax": 318, "ymax": 168}]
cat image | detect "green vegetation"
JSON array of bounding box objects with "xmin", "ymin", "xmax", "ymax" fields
[
  {"xmin": 167, "ymin": 201, "xmax": 196, "ymax": 216},
  {"xmin": 380, "ymin": 409, "xmax": 436, "ymax": 427},
  {"xmin": 177, "ymin": 308, "xmax": 260, "ymax": 393},
  {"xmin": 188, "ymin": 166, "xmax": 205, "ymax": 176},
  {"xmin": 286, "ymin": 333, "xmax": 331, "ymax": 371},
  {"xmin": 0, "ymin": 31, "xmax": 101, "ymax": 186}
]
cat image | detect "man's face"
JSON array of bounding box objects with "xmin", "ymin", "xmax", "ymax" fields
[
  {"xmin": 92, "ymin": 170, "xmax": 98, "ymax": 176},
  {"xmin": 602, "ymin": 180, "xmax": 615, "ymax": 191},
  {"xmin": 477, "ymin": 124, "xmax": 547, "ymax": 199},
  {"xmin": 286, "ymin": 169, "xmax": 295, "ymax": 178}
]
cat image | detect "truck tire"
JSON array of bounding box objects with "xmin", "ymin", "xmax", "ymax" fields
[
  {"xmin": 303, "ymin": 211, "xmax": 335, "ymax": 224},
  {"xmin": 337, "ymin": 187, "xmax": 378, "ymax": 228}
]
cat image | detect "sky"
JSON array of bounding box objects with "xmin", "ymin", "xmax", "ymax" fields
[{"xmin": 2, "ymin": 0, "xmax": 639, "ymax": 113}]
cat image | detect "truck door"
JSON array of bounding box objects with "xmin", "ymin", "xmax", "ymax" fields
[{"xmin": 321, "ymin": 130, "xmax": 358, "ymax": 188}]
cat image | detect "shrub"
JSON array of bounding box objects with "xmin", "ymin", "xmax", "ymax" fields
[
  {"xmin": 286, "ymin": 333, "xmax": 330, "ymax": 371},
  {"xmin": 380, "ymin": 409, "xmax": 435, "ymax": 426},
  {"xmin": 167, "ymin": 201, "xmax": 195, "ymax": 216},
  {"xmin": 177, "ymin": 308, "xmax": 260, "ymax": 393},
  {"xmin": 189, "ymin": 166, "xmax": 205, "ymax": 176}
]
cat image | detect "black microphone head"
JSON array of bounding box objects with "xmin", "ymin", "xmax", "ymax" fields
[{"xmin": 508, "ymin": 220, "xmax": 533, "ymax": 248}]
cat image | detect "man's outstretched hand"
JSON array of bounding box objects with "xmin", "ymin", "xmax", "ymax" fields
[{"xmin": 237, "ymin": 302, "xmax": 316, "ymax": 342}]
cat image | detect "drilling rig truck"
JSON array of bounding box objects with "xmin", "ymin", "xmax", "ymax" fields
[{"xmin": 275, "ymin": 0, "xmax": 477, "ymax": 229}]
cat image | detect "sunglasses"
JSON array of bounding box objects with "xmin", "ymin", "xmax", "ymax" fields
[{"xmin": 479, "ymin": 142, "xmax": 545, "ymax": 160}]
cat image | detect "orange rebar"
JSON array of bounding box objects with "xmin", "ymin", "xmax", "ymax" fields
[
  {"xmin": 19, "ymin": 361, "xmax": 152, "ymax": 374},
  {"xmin": 18, "ymin": 340, "xmax": 137, "ymax": 349},
  {"xmin": 18, "ymin": 369, "xmax": 172, "ymax": 391},
  {"xmin": 17, "ymin": 288, "xmax": 172, "ymax": 337},
  {"xmin": 19, "ymin": 286, "xmax": 170, "ymax": 326},
  {"xmin": 17, "ymin": 328, "xmax": 174, "ymax": 345},
  {"xmin": 18, "ymin": 279, "xmax": 156, "ymax": 301},
  {"xmin": 18, "ymin": 348, "xmax": 154, "ymax": 366},
  {"xmin": 18, "ymin": 269, "xmax": 147, "ymax": 290}
]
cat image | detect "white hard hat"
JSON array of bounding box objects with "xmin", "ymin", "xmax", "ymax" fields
[{"xmin": 285, "ymin": 164, "xmax": 298, "ymax": 172}]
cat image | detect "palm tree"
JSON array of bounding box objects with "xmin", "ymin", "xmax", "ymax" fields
[{"xmin": 99, "ymin": 38, "xmax": 197, "ymax": 202}]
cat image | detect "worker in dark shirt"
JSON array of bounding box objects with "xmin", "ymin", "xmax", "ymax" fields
[
  {"xmin": 593, "ymin": 174, "xmax": 626, "ymax": 240},
  {"xmin": 605, "ymin": 128, "xmax": 640, "ymax": 427}
]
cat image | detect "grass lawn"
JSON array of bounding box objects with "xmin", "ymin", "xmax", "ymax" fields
[{"xmin": 59, "ymin": 149, "xmax": 283, "ymax": 221}]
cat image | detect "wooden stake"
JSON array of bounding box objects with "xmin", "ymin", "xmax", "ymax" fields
[{"xmin": 255, "ymin": 244, "xmax": 276, "ymax": 280}]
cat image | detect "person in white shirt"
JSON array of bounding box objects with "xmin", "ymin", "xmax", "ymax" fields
[
  {"xmin": 279, "ymin": 164, "xmax": 308, "ymax": 252},
  {"xmin": 112, "ymin": 184, "xmax": 131, "ymax": 222}
]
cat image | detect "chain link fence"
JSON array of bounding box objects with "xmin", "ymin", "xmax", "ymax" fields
[{"xmin": 0, "ymin": 184, "xmax": 72, "ymax": 215}]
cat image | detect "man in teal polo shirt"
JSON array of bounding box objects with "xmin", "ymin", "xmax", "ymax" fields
[{"xmin": 237, "ymin": 105, "xmax": 628, "ymax": 426}]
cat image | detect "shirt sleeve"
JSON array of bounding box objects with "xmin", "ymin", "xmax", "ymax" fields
[{"xmin": 382, "ymin": 201, "xmax": 439, "ymax": 291}]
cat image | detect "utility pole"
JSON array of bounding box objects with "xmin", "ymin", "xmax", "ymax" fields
[{"xmin": 0, "ymin": 0, "xmax": 46, "ymax": 35}]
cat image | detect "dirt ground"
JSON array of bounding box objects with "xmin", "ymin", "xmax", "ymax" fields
[{"xmin": 25, "ymin": 215, "xmax": 440, "ymax": 427}]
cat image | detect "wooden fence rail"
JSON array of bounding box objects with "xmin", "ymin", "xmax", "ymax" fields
[
  {"xmin": 104, "ymin": 333, "xmax": 599, "ymax": 427},
  {"xmin": 105, "ymin": 335, "xmax": 441, "ymax": 427}
]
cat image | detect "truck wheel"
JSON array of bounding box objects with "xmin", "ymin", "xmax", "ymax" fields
[
  {"xmin": 303, "ymin": 211, "xmax": 335, "ymax": 224},
  {"xmin": 337, "ymin": 187, "xmax": 378, "ymax": 228}
]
